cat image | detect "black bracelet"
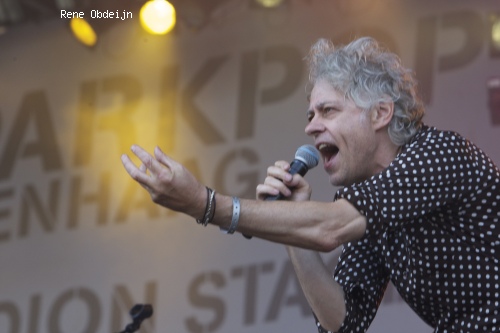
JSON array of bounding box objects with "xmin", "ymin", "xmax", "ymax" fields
[{"xmin": 196, "ymin": 187, "xmax": 216, "ymax": 226}]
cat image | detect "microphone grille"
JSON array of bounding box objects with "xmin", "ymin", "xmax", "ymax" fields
[{"xmin": 295, "ymin": 145, "xmax": 320, "ymax": 169}]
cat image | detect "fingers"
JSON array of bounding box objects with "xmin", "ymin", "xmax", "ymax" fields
[
  {"xmin": 256, "ymin": 182, "xmax": 280, "ymax": 200},
  {"xmin": 154, "ymin": 146, "xmax": 175, "ymax": 169},
  {"xmin": 274, "ymin": 160, "xmax": 291, "ymax": 171},
  {"xmin": 130, "ymin": 145, "xmax": 166, "ymax": 176},
  {"xmin": 268, "ymin": 161, "xmax": 293, "ymax": 184},
  {"xmin": 256, "ymin": 159, "xmax": 312, "ymax": 201},
  {"xmin": 137, "ymin": 163, "xmax": 152, "ymax": 191},
  {"xmin": 256, "ymin": 161, "xmax": 293, "ymax": 200},
  {"xmin": 256, "ymin": 175, "xmax": 294, "ymax": 200},
  {"xmin": 121, "ymin": 145, "xmax": 172, "ymax": 188},
  {"xmin": 121, "ymin": 153, "xmax": 151, "ymax": 185}
]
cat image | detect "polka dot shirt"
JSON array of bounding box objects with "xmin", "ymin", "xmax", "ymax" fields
[{"xmin": 314, "ymin": 125, "xmax": 500, "ymax": 333}]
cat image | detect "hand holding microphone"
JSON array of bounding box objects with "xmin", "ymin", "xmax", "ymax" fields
[
  {"xmin": 262, "ymin": 144, "xmax": 320, "ymax": 201},
  {"xmin": 246, "ymin": 145, "xmax": 320, "ymax": 239}
]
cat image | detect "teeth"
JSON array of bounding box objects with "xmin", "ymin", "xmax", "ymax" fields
[
  {"xmin": 317, "ymin": 143, "xmax": 340, "ymax": 156},
  {"xmin": 318, "ymin": 143, "xmax": 328, "ymax": 151}
]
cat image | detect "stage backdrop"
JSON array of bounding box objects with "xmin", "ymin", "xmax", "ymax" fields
[{"xmin": 0, "ymin": 0, "xmax": 498, "ymax": 332}]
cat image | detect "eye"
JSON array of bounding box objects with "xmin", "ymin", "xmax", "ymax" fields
[
  {"xmin": 306, "ymin": 110, "xmax": 314, "ymax": 122},
  {"xmin": 322, "ymin": 106, "xmax": 340, "ymax": 117},
  {"xmin": 324, "ymin": 106, "xmax": 338, "ymax": 114}
]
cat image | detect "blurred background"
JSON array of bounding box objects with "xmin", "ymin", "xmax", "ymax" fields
[{"xmin": 0, "ymin": 0, "xmax": 499, "ymax": 332}]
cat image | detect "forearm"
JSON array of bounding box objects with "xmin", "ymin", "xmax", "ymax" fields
[
  {"xmin": 121, "ymin": 145, "xmax": 365, "ymax": 250},
  {"xmin": 287, "ymin": 246, "xmax": 346, "ymax": 332},
  {"xmin": 203, "ymin": 193, "xmax": 366, "ymax": 252}
]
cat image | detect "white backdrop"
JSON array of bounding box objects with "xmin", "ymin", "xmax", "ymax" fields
[{"xmin": 0, "ymin": 1, "xmax": 499, "ymax": 332}]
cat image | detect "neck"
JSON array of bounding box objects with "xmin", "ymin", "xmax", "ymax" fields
[{"xmin": 372, "ymin": 137, "xmax": 402, "ymax": 175}]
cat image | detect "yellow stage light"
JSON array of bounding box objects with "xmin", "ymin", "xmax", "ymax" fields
[
  {"xmin": 70, "ymin": 17, "xmax": 97, "ymax": 47},
  {"xmin": 254, "ymin": 0, "xmax": 285, "ymax": 8},
  {"xmin": 492, "ymin": 19, "xmax": 500, "ymax": 49},
  {"xmin": 140, "ymin": 0, "xmax": 176, "ymax": 35}
]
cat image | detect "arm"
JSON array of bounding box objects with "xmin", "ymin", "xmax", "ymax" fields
[
  {"xmin": 121, "ymin": 145, "xmax": 366, "ymax": 251},
  {"xmin": 254, "ymin": 159, "xmax": 355, "ymax": 331},
  {"xmin": 287, "ymin": 247, "xmax": 346, "ymax": 332},
  {"xmin": 254, "ymin": 157, "xmax": 386, "ymax": 333},
  {"xmin": 222, "ymin": 196, "xmax": 366, "ymax": 251},
  {"xmin": 121, "ymin": 145, "xmax": 370, "ymax": 332}
]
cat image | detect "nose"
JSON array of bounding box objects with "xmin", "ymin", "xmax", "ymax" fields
[{"xmin": 305, "ymin": 115, "xmax": 324, "ymax": 137}]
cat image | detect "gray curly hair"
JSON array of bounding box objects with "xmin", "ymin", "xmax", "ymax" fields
[{"xmin": 306, "ymin": 37, "xmax": 425, "ymax": 146}]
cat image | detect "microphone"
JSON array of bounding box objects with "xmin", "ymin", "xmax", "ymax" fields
[
  {"xmin": 243, "ymin": 144, "xmax": 320, "ymax": 239},
  {"xmin": 118, "ymin": 304, "xmax": 154, "ymax": 333},
  {"xmin": 265, "ymin": 144, "xmax": 320, "ymax": 201}
]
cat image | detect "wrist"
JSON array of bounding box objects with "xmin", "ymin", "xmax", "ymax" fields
[
  {"xmin": 195, "ymin": 187, "xmax": 216, "ymax": 226},
  {"xmin": 219, "ymin": 196, "xmax": 240, "ymax": 234},
  {"xmin": 192, "ymin": 184, "xmax": 210, "ymax": 221}
]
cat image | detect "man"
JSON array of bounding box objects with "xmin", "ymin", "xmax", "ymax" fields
[{"xmin": 121, "ymin": 37, "xmax": 500, "ymax": 332}]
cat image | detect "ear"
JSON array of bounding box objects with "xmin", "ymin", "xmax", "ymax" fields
[{"xmin": 371, "ymin": 99, "xmax": 394, "ymax": 131}]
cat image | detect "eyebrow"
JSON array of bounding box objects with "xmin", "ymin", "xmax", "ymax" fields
[
  {"xmin": 309, "ymin": 100, "xmax": 343, "ymax": 112},
  {"xmin": 305, "ymin": 102, "xmax": 327, "ymax": 117}
]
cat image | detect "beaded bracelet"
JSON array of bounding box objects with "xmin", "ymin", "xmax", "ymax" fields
[{"xmin": 196, "ymin": 187, "xmax": 216, "ymax": 226}]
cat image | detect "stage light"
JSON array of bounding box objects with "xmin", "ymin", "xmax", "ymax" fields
[
  {"xmin": 70, "ymin": 17, "xmax": 97, "ymax": 47},
  {"xmin": 492, "ymin": 18, "xmax": 500, "ymax": 48},
  {"xmin": 490, "ymin": 14, "xmax": 500, "ymax": 57},
  {"xmin": 253, "ymin": 0, "xmax": 286, "ymax": 8},
  {"xmin": 140, "ymin": 0, "xmax": 176, "ymax": 35},
  {"xmin": 67, "ymin": 0, "xmax": 143, "ymax": 48}
]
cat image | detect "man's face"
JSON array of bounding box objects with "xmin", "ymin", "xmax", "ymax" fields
[{"xmin": 305, "ymin": 79, "xmax": 379, "ymax": 186}]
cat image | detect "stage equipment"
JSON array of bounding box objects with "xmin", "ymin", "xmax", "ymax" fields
[
  {"xmin": 117, "ymin": 304, "xmax": 154, "ymax": 333},
  {"xmin": 67, "ymin": 0, "xmax": 143, "ymax": 48},
  {"xmin": 139, "ymin": 0, "xmax": 176, "ymax": 35},
  {"xmin": 253, "ymin": 0, "xmax": 286, "ymax": 8},
  {"xmin": 491, "ymin": 14, "xmax": 500, "ymax": 57}
]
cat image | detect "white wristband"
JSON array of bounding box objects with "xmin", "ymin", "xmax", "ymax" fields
[{"xmin": 220, "ymin": 197, "xmax": 240, "ymax": 234}]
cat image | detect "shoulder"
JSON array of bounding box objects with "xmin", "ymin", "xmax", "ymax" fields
[
  {"xmin": 393, "ymin": 125, "xmax": 500, "ymax": 186},
  {"xmin": 401, "ymin": 125, "xmax": 474, "ymax": 163},
  {"xmin": 408, "ymin": 125, "xmax": 467, "ymax": 148}
]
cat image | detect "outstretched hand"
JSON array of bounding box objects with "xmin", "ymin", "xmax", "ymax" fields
[{"xmin": 121, "ymin": 145, "xmax": 207, "ymax": 219}]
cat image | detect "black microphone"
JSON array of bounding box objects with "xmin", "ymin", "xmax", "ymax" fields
[
  {"xmin": 265, "ymin": 144, "xmax": 320, "ymax": 201},
  {"xmin": 118, "ymin": 304, "xmax": 154, "ymax": 333},
  {"xmin": 243, "ymin": 144, "xmax": 320, "ymax": 239}
]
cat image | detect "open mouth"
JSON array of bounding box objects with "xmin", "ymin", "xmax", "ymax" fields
[{"xmin": 317, "ymin": 143, "xmax": 339, "ymax": 165}]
